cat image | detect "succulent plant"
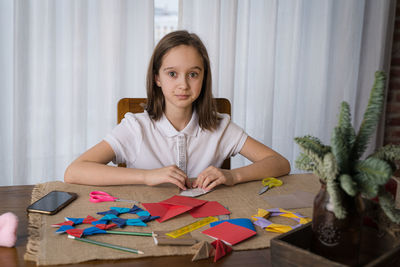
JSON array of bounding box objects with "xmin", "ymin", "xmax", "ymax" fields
[{"xmin": 295, "ymin": 71, "xmax": 400, "ymax": 223}]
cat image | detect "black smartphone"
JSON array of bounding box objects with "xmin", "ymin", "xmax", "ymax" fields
[{"xmin": 27, "ymin": 191, "xmax": 78, "ymax": 215}]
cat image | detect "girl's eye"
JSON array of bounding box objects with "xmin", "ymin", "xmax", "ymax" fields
[
  {"xmin": 168, "ymin": 72, "xmax": 177, "ymax": 77},
  {"xmin": 189, "ymin": 72, "xmax": 198, "ymax": 78}
]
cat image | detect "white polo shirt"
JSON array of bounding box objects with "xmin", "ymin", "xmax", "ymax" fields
[{"xmin": 104, "ymin": 110, "xmax": 248, "ymax": 178}]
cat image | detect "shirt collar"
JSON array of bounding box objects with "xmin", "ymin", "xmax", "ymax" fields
[{"xmin": 156, "ymin": 110, "xmax": 199, "ymax": 137}]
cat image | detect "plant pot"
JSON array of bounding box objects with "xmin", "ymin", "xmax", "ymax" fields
[{"xmin": 311, "ymin": 181, "xmax": 363, "ymax": 266}]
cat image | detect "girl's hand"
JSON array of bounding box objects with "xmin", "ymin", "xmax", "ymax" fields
[
  {"xmin": 193, "ymin": 166, "xmax": 235, "ymax": 191},
  {"xmin": 143, "ymin": 165, "xmax": 188, "ymax": 190}
]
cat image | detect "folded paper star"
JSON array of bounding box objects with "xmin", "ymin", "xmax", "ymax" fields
[
  {"xmin": 191, "ymin": 241, "xmax": 215, "ymax": 261},
  {"xmin": 211, "ymin": 239, "xmax": 232, "ymax": 262}
]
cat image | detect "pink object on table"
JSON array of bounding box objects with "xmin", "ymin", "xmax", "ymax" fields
[
  {"xmin": 189, "ymin": 201, "xmax": 231, "ymax": 218},
  {"xmin": 202, "ymin": 221, "xmax": 256, "ymax": 245},
  {"xmin": 0, "ymin": 212, "xmax": 18, "ymax": 247},
  {"xmin": 211, "ymin": 239, "xmax": 232, "ymax": 262}
]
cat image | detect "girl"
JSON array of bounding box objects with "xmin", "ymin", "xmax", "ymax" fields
[{"xmin": 64, "ymin": 30, "xmax": 290, "ymax": 191}]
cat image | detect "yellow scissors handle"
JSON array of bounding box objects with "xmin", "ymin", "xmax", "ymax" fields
[{"xmin": 262, "ymin": 177, "xmax": 283, "ymax": 187}]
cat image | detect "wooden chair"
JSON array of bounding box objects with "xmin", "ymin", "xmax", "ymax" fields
[{"xmin": 117, "ymin": 98, "xmax": 231, "ymax": 169}]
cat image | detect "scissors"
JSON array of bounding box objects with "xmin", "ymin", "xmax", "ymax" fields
[
  {"xmin": 258, "ymin": 177, "xmax": 283, "ymax": 195},
  {"xmin": 89, "ymin": 191, "xmax": 139, "ymax": 204}
]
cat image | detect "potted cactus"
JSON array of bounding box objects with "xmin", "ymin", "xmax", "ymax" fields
[{"xmin": 295, "ymin": 71, "xmax": 400, "ymax": 265}]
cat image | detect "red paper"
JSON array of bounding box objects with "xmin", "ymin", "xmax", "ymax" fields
[
  {"xmin": 189, "ymin": 201, "xmax": 230, "ymax": 218},
  {"xmin": 66, "ymin": 228, "xmax": 84, "ymax": 238},
  {"xmin": 202, "ymin": 222, "xmax": 256, "ymax": 245},
  {"xmin": 95, "ymin": 223, "xmax": 117, "ymax": 230},
  {"xmin": 211, "ymin": 239, "xmax": 232, "ymax": 262},
  {"xmin": 142, "ymin": 195, "xmax": 207, "ymax": 222},
  {"xmin": 51, "ymin": 221, "xmax": 74, "ymax": 227},
  {"xmin": 82, "ymin": 215, "xmax": 97, "ymax": 224}
]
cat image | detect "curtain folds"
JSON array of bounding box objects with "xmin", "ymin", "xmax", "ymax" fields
[
  {"xmin": 1, "ymin": 0, "xmax": 154, "ymax": 185},
  {"xmin": 181, "ymin": 0, "xmax": 395, "ymax": 170},
  {"xmin": 0, "ymin": 0, "xmax": 395, "ymax": 185}
]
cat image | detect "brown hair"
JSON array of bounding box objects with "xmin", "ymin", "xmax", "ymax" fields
[{"xmin": 146, "ymin": 30, "xmax": 218, "ymax": 131}]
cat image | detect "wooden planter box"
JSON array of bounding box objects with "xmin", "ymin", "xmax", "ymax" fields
[{"xmin": 270, "ymin": 222, "xmax": 400, "ymax": 267}]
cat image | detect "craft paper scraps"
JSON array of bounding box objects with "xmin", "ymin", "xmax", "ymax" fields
[
  {"xmin": 190, "ymin": 201, "xmax": 230, "ymax": 218},
  {"xmin": 191, "ymin": 241, "xmax": 214, "ymax": 261},
  {"xmin": 142, "ymin": 195, "xmax": 207, "ymax": 222},
  {"xmin": 202, "ymin": 221, "xmax": 256, "ymax": 245},
  {"xmin": 127, "ymin": 205, "xmax": 144, "ymax": 214},
  {"xmin": 253, "ymin": 216, "xmax": 296, "ymax": 233},
  {"xmin": 91, "ymin": 220, "xmax": 108, "ymax": 226},
  {"xmin": 55, "ymin": 225, "xmax": 74, "ymax": 234},
  {"xmin": 211, "ymin": 239, "xmax": 232, "ymax": 262},
  {"xmin": 110, "ymin": 218, "xmax": 128, "ymax": 228},
  {"xmin": 210, "ymin": 218, "xmax": 256, "ymax": 232}
]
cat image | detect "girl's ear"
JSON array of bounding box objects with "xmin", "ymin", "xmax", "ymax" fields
[{"xmin": 155, "ymin": 75, "xmax": 161, "ymax": 87}]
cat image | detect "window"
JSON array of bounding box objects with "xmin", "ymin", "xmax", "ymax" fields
[{"xmin": 154, "ymin": 0, "xmax": 179, "ymax": 45}]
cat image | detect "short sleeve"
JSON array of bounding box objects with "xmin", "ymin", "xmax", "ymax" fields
[
  {"xmin": 218, "ymin": 114, "xmax": 248, "ymax": 158},
  {"xmin": 103, "ymin": 112, "xmax": 143, "ymax": 165}
]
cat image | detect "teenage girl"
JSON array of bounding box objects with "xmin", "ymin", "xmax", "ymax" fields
[{"xmin": 64, "ymin": 30, "xmax": 290, "ymax": 191}]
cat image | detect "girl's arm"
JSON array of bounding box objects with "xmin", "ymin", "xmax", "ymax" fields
[
  {"xmin": 193, "ymin": 137, "xmax": 290, "ymax": 191},
  {"xmin": 64, "ymin": 141, "xmax": 188, "ymax": 189}
]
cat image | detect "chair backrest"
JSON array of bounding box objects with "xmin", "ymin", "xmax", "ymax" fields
[{"xmin": 117, "ymin": 98, "xmax": 231, "ymax": 169}]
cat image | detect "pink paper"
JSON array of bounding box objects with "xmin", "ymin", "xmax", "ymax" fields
[
  {"xmin": 160, "ymin": 195, "xmax": 207, "ymax": 207},
  {"xmin": 189, "ymin": 201, "xmax": 231, "ymax": 218},
  {"xmin": 202, "ymin": 222, "xmax": 256, "ymax": 245}
]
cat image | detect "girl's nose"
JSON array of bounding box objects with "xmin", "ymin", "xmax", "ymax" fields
[{"xmin": 177, "ymin": 76, "xmax": 189, "ymax": 89}]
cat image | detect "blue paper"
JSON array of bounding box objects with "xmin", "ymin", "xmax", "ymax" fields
[
  {"xmin": 210, "ymin": 218, "xmax": 256, "ymax": 232},
  {"xmin": 83, "ymin": 227, "xmax": 107, "ymax": 236},
  {"xmin": 110, "ymin": 207, "xmax": 131, "ymax": 214},
  {"xmin": 100, "ymin": 214, "xmax": 119, "ymax": 221},
  {"xmin": 136, "ymin": 210, "xmax": 150, "ymax": 216},
  {"xmin": 125, "ymin": 219, "xmax": 147, "ymax": 227},
  {"xmin": 97, "ymin": 209, "xmax": 119, "ymax": 216},
  {"xmin": 127, "ymin": 205, "xmax": 143, "ymax": 214},
  {"xmin": 65, "ymin": 217, "xmax": 84, "ymax": 225},
  {"xmin": 111, "ymin": 218, "xmax": 127, "ymax": 227},
  {"xmin": 91, "ymin": 220, "xmax": 109, "ymax": 226},
  {"xmin": 138, "ymin": 215, "xmax": 160, "ymax": 222}
]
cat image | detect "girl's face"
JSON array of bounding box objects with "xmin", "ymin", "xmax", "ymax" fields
[{"xmin": 155, "ymin": 45, "xmax": 204, "ymax": 114}]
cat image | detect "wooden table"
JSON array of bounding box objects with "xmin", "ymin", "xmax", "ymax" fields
[{"xmin": 0, "ymin": 185, "xmax": 272, "ymax": 266}]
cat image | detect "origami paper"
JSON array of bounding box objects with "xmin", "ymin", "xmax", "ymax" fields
[
  {"xmin": 191, "ymin": 241, "xmax": 214, "ymax": 261},
  {"xmin": 55, "ymin": 225, "xmax": 74, "ymax": 234},
  {"xmin": 110, "ymin": 207, "xmax": 132, "ymax": 214},
  {"xmin": 211, "ymin": 239, "xmax": 232, "ymax": 262},
  {"xmin": 127, "ymin": 205, "xmax": 144, "ymax": 214},
  {"xmin": 142, "ymin": 195, "xmax": 207, "ymax": 222},
  {"xmin": 51, "ymin": 220, "xmax": 74, "ymax": 227},
  {"xmin": 125, "ymin": 219, "xmax": 147, "ymax": 227},
  {"xmin": 65, "ymin": 217, "xmax": 84, "ymax": 225},
  {"xmin": 180, "ymin": 188, "xmax": 210, "ymax": 197},
  {"xmin": 136, "ymin": 210, "xmax": 150, "ymax": 217},
  {"xmin": 111, "ymin": 218, "xmax": 128, "ymax": 228},
  {"xmin": 91, "ymin": 220, "xmax": 109, "ymax": 226},
  {"xmin": 95, "ymin": 223, "xmax": 117, "ymax": 230},
  {"xmin": 138, "ymin": 215, "xmax": 160, "ymax": 223},
  {"xmin": 189, "ymin": 201, "xmax": 231, "ymax": 218},
  {"xmin": 97, "ymin": 209, "xmax": 120, "ymax": 216},
  {"xmin": 82, "ymin": 215, "xmax": 97, "ymax": 224},
  {"xmin": 202, "ymin": 221, "xmax": 256, "ymax": 246},
  {"xmin": 100, "ymin": 214, "xmax": 119, "ymax": 221},
  {"xmin": 82, "ymin": 227, "xmax": 107, "ymax": 236},
  {"xmin": 66, "ymin": 228, "xmax": 84, "ymax": 238},
  {"xmin": 210, "ymin": 218, "xmax": 256, "ymax": 232}
]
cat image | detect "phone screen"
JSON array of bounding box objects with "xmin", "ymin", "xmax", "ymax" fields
[{"xmin": 27, "ymin": 191, "xmax": 77, "ymax": 215}]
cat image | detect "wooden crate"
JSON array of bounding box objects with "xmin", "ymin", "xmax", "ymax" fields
[{"xmin": 270, "ymin": 222, "xmax": 400, "ymax": 267}]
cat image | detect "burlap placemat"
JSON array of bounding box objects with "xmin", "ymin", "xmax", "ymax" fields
[{"xmin": 24, "ymin": 174, "xmax": 320, "ymax": 265}]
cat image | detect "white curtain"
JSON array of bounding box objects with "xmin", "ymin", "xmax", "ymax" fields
[
  {"xmin": 0, "ymin": 0, "xmax": 395, "ymax": 186},
  {"xmin": 180, "ymin": 0, "xmax": 396, "ymax": 170},
  {"xmin": 1, "ymin": 0, "xmax": 154, "ymax": 185}
]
